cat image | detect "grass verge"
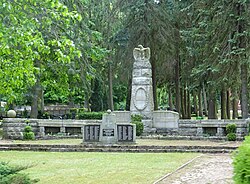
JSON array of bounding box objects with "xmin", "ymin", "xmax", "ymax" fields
[{"xmin": 0, "ymin": 151, "xmax": 199, "ymax": 184}]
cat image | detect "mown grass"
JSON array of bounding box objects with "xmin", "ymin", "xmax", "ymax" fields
[{"xmin": 0, "ymin": 151, "xmax": 199, "ymax": 184}]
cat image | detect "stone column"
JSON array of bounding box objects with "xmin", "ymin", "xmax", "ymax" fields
[{"xmin": 130, "ymin": 45, "xmax": 155, "ymax": 132}]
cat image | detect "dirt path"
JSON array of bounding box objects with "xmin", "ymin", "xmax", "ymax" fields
[{"xmin": 157, "ymin": 154, "xmax": 234, "ymax": 184}]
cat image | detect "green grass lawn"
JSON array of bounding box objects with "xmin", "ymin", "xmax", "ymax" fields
[{"xmin": 0, "ymin": 151, "xmax": 199, "ymax": 184}]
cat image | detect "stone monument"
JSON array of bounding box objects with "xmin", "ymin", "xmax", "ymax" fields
[
  {"xmin": 99, "ymin": 109, "xmax": 118, "ymax": 144},
  {"xmin": 83, "ymin": 110, "xmax": 136, "ymax": 145},
  {"xmin": 130, "ymin": 45, "xmax": 155, "ymax": 132}
]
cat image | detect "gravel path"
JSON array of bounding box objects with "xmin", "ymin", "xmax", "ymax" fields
[{"xmin": 157, "ymin": 154, "xmax": 234, "ymax": 184}]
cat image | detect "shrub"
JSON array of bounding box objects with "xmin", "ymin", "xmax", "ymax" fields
[
  {"xmin": 233, "ymin": 136, "xmax": 250, "ymax": 184},
  {"xmin": 226, "ymin": 123, "xmax": 237, "ymax": 141},
  {"xmin": 78, "ymin": 112, "xmax": 103, "ymax": 120},
  {"xmin": 131, "ymin": 114, "xmax": 143, "ymax": 136},
  {"xmin": 226, "ymin": 123, "xmax": 237, "ymax": 134},
  {"xmin": 23, "ymin": 126, "xmax": 35, "ymax": 140},
  {"xmin": 0, "ymin": 162, "xmax": 38, "ymax": 184},
  {"xmin": 131, "ymin": 114, "xmax": 142, "ymax": 122},
  {"xmin": 24, "ymin": 126, "xmax": 32, "ymax": 133},
  {"xmin": 227, "ymin": 132, "xmax": 236, "ymax": 141},
  {"xmin": 132, "ymin": 121, "xmax": 144, "ymax": 136}
]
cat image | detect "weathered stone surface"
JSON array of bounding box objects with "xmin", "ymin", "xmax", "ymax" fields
[
  {"xmin": 130, "ymin": 45, "xmax": 154, "ymax": 124},
  {"xmin": 2, "ymin": 118, "xmax": 249, "ymax": 140},
  {"xmin": 99, "ymin": 113, "xmax": 118, "ymax": 144},
  {"xmin": 7, "ymin": 110, "xmax": 16, "ymax": 118},
  {"xmin": 153, "ymin": 111, "xmax": 179, "ymax": 129}
]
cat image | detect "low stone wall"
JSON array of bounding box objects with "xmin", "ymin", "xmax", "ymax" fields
[
  {"xmin": 2, "ymin": 119, "xmax": 40, "ymax": 139},
  {"xmin": 177, "ymin": 119, "xmax": 249, "ymax": 137},
  {"xmin": 2, "ymin": 117, "xmax": 249, "ymax": 140},
  {"xmin": 2, "ymin": 118, "xmax": 102, "ymax": 140},
  {"xmin": 153, "ymin": 111, "xmax": 179, "ymax": 129}
]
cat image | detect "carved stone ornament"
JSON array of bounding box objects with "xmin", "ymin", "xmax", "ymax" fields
[
  {"xmin": 133, "ymin": 45, "xmax": 151, "ymax": 61},
  {"xmin": 133, "ymin": 87, "xmax": 148, "ymax": 111}
]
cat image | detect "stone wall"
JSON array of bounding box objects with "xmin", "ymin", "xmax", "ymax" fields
[
  {"xmin": 2, "ymin": 116, "xmax": 249, "ymax": 140},
  {"xmin": 2, "ymin": 118, "xmax": 102, "ymax": 140},
  {"xmin": 178, "ymin": 119, "xmax": 249, "ymax": 137},
  {"xmin": 2, "ymin": 119, "xmax": 40, "ymax": 139},
  {"xmin": 153, "ymin": 111, "xmax": 179, "ymax": 129}
]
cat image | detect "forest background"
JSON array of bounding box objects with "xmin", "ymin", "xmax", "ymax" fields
[{"xmin": 1, "ymin": 0, "xmax": 250, "ymax": 119}]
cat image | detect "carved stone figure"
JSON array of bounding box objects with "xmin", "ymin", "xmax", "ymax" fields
[{"xmin": 133, "ymin": 45, "xmax": 151, "ymax": 61}]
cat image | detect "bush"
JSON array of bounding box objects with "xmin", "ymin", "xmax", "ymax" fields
[
  {"xmin": 131, "ymin": 114, "xmax": 142, "ymax": 122},
  {"xmin": 233, "ymin": 136, "xmax": 250, "ymax": 184},
  {"xmin": 226, "ymin": 123, "xmax": 237, "ymax": 134},
  {"xmin": 132, "ymin": 121, "xmax": 144, "ymax": 136},
  {"xmin": 131, "ymin": 114, "xmax": 143, "ymax": 136},
  {"xmin": 226, "ymin": 123, "xmax": 237, "ymax": 141},
  {"xmin": 0, "ymin": 162, "xmax": 38, "ymax": 184},
  {"xmin": 227, "ymin": 132, "xmax": 236, "ymax": 141},
  {"xmin": 78, "ymin": 112, "xmax": 103, "ymax": 120},
  {"xmin": 24, "ymin": 126, "xmax": 32, "ymax": 133},
  {"xmin": 23, "ymin": 126, "xmax": 35, "ymax": 140}
]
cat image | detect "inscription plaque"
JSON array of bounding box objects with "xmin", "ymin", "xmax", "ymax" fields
[
  {"xmin": 103, "ymin": 129, "xmax": 114, "ymax": 136},
  {"xmin": 84, "ymin": 125, "xmax": 100, "ymax": 141},
  {"xmin": 117, "ymin": 125, "xmax": 134, "ymax": 142}
]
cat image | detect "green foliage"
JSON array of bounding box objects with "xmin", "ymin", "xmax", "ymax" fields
[
  {"xmin": 226, "ymin": 124, "xmax": 237, "ymax": 141},
  {"xmin": 233, "ymin": 136, "xmax": 250, "ymax": 184},
  {"xmin": 132, "ymin": 121, "xmax": 144, "ymax": 136},
  {"xmin": 226, "ymin": 123, "xmax": 237, "ymax": 134},
  {"xmin": 0, "ymin": 162, "xmax": 37, "ymax": 184},
  {"xmin": 24, "ymin": 126, "xmax": 32, "ymax": 133},
  {"xmin": 227, "ymin": 133, "xmax": 236, "ymax": 141},
  {"xmin": 131, "ymin": 114, "xmax": 143, "ymax": 136},
  {"xmin": 131, "ymin": 114, "xmax": 142, "ymax": 122},
  {"xmin": 0, "ymin": 0, "xmax": 82, "ymax": 104},
  {"xmin": 78, "ymin": 112, "xmax": 103, "ymax": 120},
  {"xmin": 23, "ymin": 126, "xmax": 35, "ymax": 140}
]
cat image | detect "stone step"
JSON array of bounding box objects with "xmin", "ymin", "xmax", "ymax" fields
[
  {"xmin": 0, "ymin": 144, "xmax": 236, "ymax": 153},
  {"xmin": 0, "ymin": 144, "xmax": 238, "ymax": 150}
]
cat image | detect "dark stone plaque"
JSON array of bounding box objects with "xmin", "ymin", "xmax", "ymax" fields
[
  {"xmin": 103, "ymin": 129, "xmax": 114, "ymax": 136},
  {"xmin": 84, "ymin": 125, "xmax": 100, "ymax": 141},
  {"xmin": 117, "ymin": 125, "xmax": 133, "ymax": 142}
]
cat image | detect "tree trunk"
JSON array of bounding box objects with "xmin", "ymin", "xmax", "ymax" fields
[
  {"xmin": 221, "ymin": 89, "xmax": 227, "ymax": 119},
  {"xmin": 198, "ymin": 89, "xmax": 203, "ymax": 117},
  {"xmin": 237, "ymin": 3, "xmax": 248, "ymax": 119},
  {"xmin": 151, "ymin": 53, "xmax": 158, "ymax": 110},
  {"xmin": 208, "ymin": 91, "xmax": 217, "ymax": 119},
  {"xmin": 108, "ymin": 62, "xmax": 114, "ymax": 111},
  {"xmin": 183, "ymin": 87, "xmax": 187, "ymax": 118},
  {"xmin": 232, "ymin": 98, "xmax": 239, "ymax": 119},
  {"xmin": 202, "ymin": 83, "xmax": 208, "ymax": 116},
  {"xmin": 187, "ymin": 90, "xmax": 191, "ymax": 119},
  {"xmin": 84, "ymin": 92, "xmax": 90, "ymax": 112},
  {"xmin": 126, "ymin": 77, "xmax": 132, "ymax": 111},
  {"xmin": 241, "ymin": 64, "xmax": 248, "ymax": 119},
  {"xmin": 180, "ymin": 88, "xmax": 185, "ymax": 118},
  {"xmin": 226, "ymin": 90, "xmax": 231, "ymax": 119},
  {"xmin": 168, "ymin": 87, "xmax": 173, "ymax": 111},
  {"xmin": 175, "ymin": 56, "xmax": 181, "ymax": 114},
  {"xmin": 30, "ymin": 85, "xmax": 39, "ymax": 118},
  {"xmin": 193, "ymin": 92, "xmax": 198, "ymax": 116}
]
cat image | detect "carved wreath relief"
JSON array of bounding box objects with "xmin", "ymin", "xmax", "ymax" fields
[{"xmin": 133, "ymin": 87, "xmax": 148, "ymax": 111}]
